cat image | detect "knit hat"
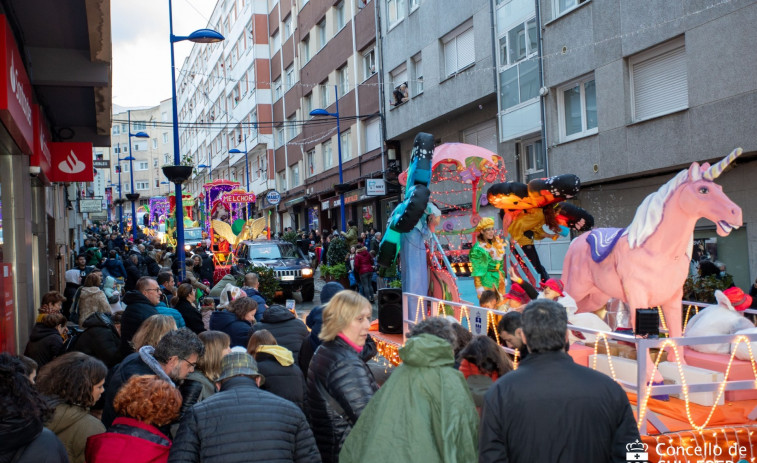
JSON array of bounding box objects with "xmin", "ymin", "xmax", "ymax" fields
[
  {"xmin": 320, "ymin": 282, "xmax": 344, "ymax": 305},
  {"xmin": 723, "ymin": 287, "xmax": 752, "ymax": 311},
  {"xmin": 218, "ymin": 352, "xmax": 265, "ymax": 384},
  {"xmin": 541, "ymin": 278, "xmax": 565, "ymax": 297},
  {"xmin": 475, "ymin": 217, "xmax": 495, "ymax": 233},
  {"xmin": 503, "ymin": 283, "xmax": 530, "ymax": 305}
]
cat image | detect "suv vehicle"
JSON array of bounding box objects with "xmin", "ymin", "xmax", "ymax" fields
[{"xmin": 234, "ymin": 239, "xmax": 315, "ymax": 301}]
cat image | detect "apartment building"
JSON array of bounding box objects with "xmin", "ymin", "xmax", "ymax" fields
[
  {"xmin": 539, "ymin": 0, "xmax": 757, "ymax": 286},
  {"xmin": 108, "ymin": 101, "xmax": 175, "ymax": 220},
  {"xmin": 177, "ymin": 0, "xmax": 275, "ymax": 221},
  {"xmin": 270, "ymin": 0, "xmax": 385, "ymax": 233}
]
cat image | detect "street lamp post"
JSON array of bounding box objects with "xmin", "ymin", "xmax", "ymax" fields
[
  {"xmin": 229, "ymin": 135, "xmax": 251, "ymax": 218},
  {"xmin": 117, "ymin": 150, "xmax": 124, "ymax": 234},
  {"xmin": 127, "ymin": 110, "xmax": 149, "ymax": 242},
  {"xmin": 197, "ymin": 164, "xmax": 212, "ymax": 181},
  {"xmin": 310, "ymin": 85, "xmax": 345, "ymax": 232},
  {"xmin": 168, "ymin": 0, "xmax": 224, "ymax": 280}
]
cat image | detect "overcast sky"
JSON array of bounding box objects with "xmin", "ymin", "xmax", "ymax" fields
[{"xmin": 112, "ymin": 0, "xmax": 216, "ymax": 108}]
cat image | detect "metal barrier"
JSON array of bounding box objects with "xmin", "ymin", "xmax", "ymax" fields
[{"xmin": 402, "ymin": 292, "xmax": 757, "ymax": 435}]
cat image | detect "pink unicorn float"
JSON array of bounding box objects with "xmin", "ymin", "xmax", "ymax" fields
[{"xmin": 563, "ymin": 148, "xmax": 744, "ymax": 381}]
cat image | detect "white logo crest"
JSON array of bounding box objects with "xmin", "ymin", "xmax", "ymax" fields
[{"xmin": 59, "ymin": 149, "xmax": 85, "ymax": 174}]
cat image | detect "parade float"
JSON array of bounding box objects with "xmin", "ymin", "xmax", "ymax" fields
[{"xmin": 372, "ymin": 139, "xmax": 757, "ymax": 461}]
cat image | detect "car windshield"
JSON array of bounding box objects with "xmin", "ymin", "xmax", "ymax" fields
[
  {"xmin": 249, "ymin": 243, "xmax": 301, "ymax": 260},
  {"xmin": 185, "ymin": 228, "xmax": 202, "ymax": 240}
]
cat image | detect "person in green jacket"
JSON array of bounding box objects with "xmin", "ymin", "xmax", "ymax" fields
[
  {"xmin": 341, "ymin": 220, "xmax": 359, "ymax": 247},
  {"xmin": 340, "ymin": 317, "xmax": 479, "ymax": 463},
  {"xmin": 469, "ymin": 217, "xmax": 507, "ymax": 298}
]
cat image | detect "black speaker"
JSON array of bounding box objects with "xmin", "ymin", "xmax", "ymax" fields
[
  {"xmin": 378, "ymin": 288, "xmax": 403, "ymax": 334},
  {"xmin": 635, "ymin": 308, "xmax": 660, "ymax": 337}
]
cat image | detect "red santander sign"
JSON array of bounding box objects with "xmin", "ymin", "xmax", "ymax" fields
[
  {"xmin": 0, "ymin": 15, "xmax": 33, "ymax": 155},
  {"xmin": 48, "ymin": 142, "xmax": 93, "ymax": 183}
]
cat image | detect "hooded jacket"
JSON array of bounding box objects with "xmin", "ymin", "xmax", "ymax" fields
[
  {"xmin": 86, "ymin": 417, "xmax": 171, "ymax": 463},
  {"xmin": 23, "ymin": 324, "xmax": 64, "ymax": 368},
  {"xmin": 0, "ymin": 417, "xmax": 68, "ymax": 463},
  {"xmin": 77, "ymin": 286, "xmax": 112, "ymax": 325},
  {"xmin": 119, "ymin": 291, "xmax": 158, "ymax": 358},
  {"xmin": 242, "ymin": 287, "xmax": 268, "ymax": 322},
  {"xmin": 306, "ymin": 336, "xmax": 378, "ymax": 463},
  {"xmin": 100, "ymin": 258, "xmax": 127, "ymax": 279},
  {"xmin": 340, "ymin": 334, "xmax": 479, "ymax": 463},
  {"xmin": 353, "ymin": 247, "xmax": 374, "ymax": 275},
  {"xmin": 47, "ymin": 402, "xmax": 105, "ymax": 463},
  {"xmin": 209, "ymin": 310, "xmax": 252, "ymax": 348},
  {"xmin": 256, "ymin": 345, "xmax": 307, "ymax": 410},
  {"xmin": 251, "ymin": 305, "xmax": 308, "ymax": 360},
  {"xmin": 103, "ymin": 276, "xmax": 123, "ymax": 312},
  {"xmin": 70, "ymin": 312, "xmax": 122, "ymax": 368}
]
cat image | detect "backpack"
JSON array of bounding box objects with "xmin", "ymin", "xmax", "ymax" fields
[
  {"xmin": 68, "ymin": 287, "xmax": 83, "ymax": 324},
  {"xmin": 64, "ymin": 325, "xmax": 85, "ymax": 353}
]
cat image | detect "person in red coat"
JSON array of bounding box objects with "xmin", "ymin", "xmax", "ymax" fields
[
  {"xmin": 86, "ymin": 375, "xmax": 182, "ymax": 463},
  {"xmin": 353, "ymin": 243, "xmax": 375, "ymax": 302}
]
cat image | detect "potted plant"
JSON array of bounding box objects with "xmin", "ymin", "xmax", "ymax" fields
[
  {"xmin": 125, "ymin": 193, "xmax": 140, "ymax": 202},
  {"xmin": 321, "ymin": 262, "xmax": 348, "ymax": 286},
  {"xmin": 162, "ymin": 154, "xmax": 194, "ymax": 184},
  {"xmin": 235, "ymin": 264, "xmax": 280, "ymax": 306}
]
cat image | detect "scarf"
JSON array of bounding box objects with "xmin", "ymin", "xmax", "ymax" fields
[{"xmin": 138, "ymin": 346, "xmax": 175, "ymax": 387}]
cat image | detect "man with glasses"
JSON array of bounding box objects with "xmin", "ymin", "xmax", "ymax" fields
[
  {"xmin": 119, "ymin": 276, "xmax": 162, "ymax": 358},
  {"xmin": 102, "ymin": 327, "xmax": 204, "ymax": 429}
]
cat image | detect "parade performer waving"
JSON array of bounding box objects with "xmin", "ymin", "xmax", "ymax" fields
[{"xmin": 470, "ymin": 217, "xmax": 507, "ymax": 297}]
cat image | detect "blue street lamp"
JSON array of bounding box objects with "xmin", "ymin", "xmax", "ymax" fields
[
  {"xmin": 229, "ymin": 135, "xmax": 251, "ymax": 217},
  {"xmin": 197, "ymin": 164, "xmax": 212, "ymax": 181},
  {"xmin": 127, "ymin": 110, "xmax": 149, "ymax": 242},
  {"xmin": 168, "ymin": 0, "xmax": 224, "ymax": 280},
  {"xmin": 119, "ymin": 155, "xmax": 135, "ymax": 232},
  {"xmin": 310, "ymin": 85, "xmax": 345, "ymax": 232}
]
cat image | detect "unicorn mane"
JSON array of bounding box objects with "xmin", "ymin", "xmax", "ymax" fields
[{"xmin": 625, "ymin": 168, "xmax": 690, "ymax": 249}]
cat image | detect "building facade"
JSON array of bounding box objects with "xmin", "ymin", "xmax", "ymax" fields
[{"xmin": 538, "ymin": 0, "xmax": 757, "ymax": 286}]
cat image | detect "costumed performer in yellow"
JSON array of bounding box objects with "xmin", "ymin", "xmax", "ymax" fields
[{"xmin": 470, "ymin": 217, "xmax": 507, "ymax": 297}]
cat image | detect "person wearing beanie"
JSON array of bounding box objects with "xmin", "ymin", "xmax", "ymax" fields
[{"xmin": 298, "ymin": 281, "xmax": 344, "ymax": 374}]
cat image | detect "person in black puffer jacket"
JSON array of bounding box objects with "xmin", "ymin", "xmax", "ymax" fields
[
  {"xmin": 248, "ymin": 330, "xmax": 307, "ymax": 410},
  {"xmin": 23, "ymin": 313, "xmax": 67, "ymax": 369},
  {"xmin": 69, "ymin": 312, "xmax": 122, "ymax": 368},
  {"xmin": 169, "ymin": 352, "xmax": 320, "ymax": 463},
  {"xmin": 306, "ymin": 290, "xmax": 378, "ymax": 463},
  {"xmin": 209, "ymin": 297, "xmax": 257, "ymax": 348},
  {"xmin": 251, "ymin": 304, "xmax": 308, "ymax": 360},
  {"xmin": 119, "ymin": 277, "xmax": 160, "ymax": 358},
  {"xmin": 298, "ymin": 281, "xmax": 343, "ymax": 375},
  {"xmin": 172, "ymin": 283, "xmax": 206, "ymax": 334}
]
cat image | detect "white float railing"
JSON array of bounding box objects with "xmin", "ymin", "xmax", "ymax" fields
[{"xmin": 402, "ymin": 292, "xmax": 757, "ymax": 436}]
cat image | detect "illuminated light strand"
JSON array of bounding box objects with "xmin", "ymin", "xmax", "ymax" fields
[
  {"xmin": 636, "ymin": 336, "xmax": 757, "ymax": 432},
  {"xmin": 460, "ymin": 305, "xmax": 471, "ymax": 329},
  {"xmin": 657, "ymin": 306, "xmax": 669, "ymax": 332},
  {"xmin": 488, "ymin": 311, "xmax": 501, "ymax": 345},
  {"xmin": 512, "ymin": 348, "xmax": 519, "ymax": 370},
  {"xmin": 590, "ymin": 332, "xmax": 618, "ymax": 381},
  {"xmin": 414, "ymin": 297, "xmax": 425, "ymax": 323},
  {"xmin": 683, "ymin": 304, "xmax": 695, "ymax": 334}
]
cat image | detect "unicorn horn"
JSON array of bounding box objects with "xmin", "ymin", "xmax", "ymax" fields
[{"xmin": 703, "ymin": 148, "xmax": 743, "ymax": 181}]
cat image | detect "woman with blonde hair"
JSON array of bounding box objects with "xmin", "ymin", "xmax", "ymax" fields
[
  {"xmin": 247, "ymin": 329, "xmax": 306, "ymax": 409},
  {"xmin": 178, "ymin": 330, "xmax": 231, "ymax": 416},
  {"xmin": 85, "ymin": 375, "xmax": 182, "ymax": 463},
  {"xmin": 77, "ymin": 272, "xmax": 111, "ymax": 324},
  {"xmin": 130, "ymin": 315, "xmax": 177, "ymax": 351},
  {"xmin": 306, "ymin": 290, "xmax": 378, "ymax": 462}
]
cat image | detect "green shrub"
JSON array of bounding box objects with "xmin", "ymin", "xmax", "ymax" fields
[
  {"xmin": 326, "ymin": 236, "xmax": 349, "ymax": 266},
  {"xmin": 235, "ymin": 264, "xmax": 280, "ymax": 305},
  {"xmin": 282, "ymin": 230, "xmax": 298, "ymax": 246},
  {"xmin": 321, "ymin": 262, "xmax": 348, "ymax": 280},
  {"xmin": 683, "ymin": 274, "xmax": 735, "ymax": 303}
]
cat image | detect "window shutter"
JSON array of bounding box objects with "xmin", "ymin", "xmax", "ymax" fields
[
  {"xmin": 365, "ymin": 118, "xmax": 380, "ymax": 152},
  {"xmin": 444, "ymin": 40, "xmax": 457, "ymax": 77},
  {"xmin": 457, "ymin": 28, "xmax": 475, "ymax": 69},
  {"xmin": 633, "ymin": 45, "xmax": 688, "ymax": 121}
]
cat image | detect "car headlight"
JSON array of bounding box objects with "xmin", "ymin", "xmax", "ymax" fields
[
  {"xmin": 184, "ymin": 244, "xmax": 191, "ymax": 251},
  {"xmin": 302, "ymin": 268, "xmax": 313, "ymax": 277}
]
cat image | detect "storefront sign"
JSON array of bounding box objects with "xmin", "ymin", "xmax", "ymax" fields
[
  {"xmin": 321, "ymin": 200, "xmax": 330, "ymax": 210},
  {"xmin": 0, "ymin": 264, "xmax": 15, "ymax": 354},
  {"xmin": 93, "ymin": 159, "xmax": 110, "ymax": 169},
  {"xmin": 48, "ymin": 142, "xmax": 94, "ymax": 182},
  {"xmin": 0, "ymin": 16, "xmax": 33, "ymax": 155},
  {"xmin": 344, "ymin": 191, "xmax": 360, "ymax": 205},
  {"xmin": 79, "ymin": 198, "xmax": 102, "ymax": 213},
  {"xmin": 366, "ymin": 178, "xmax": 386, "ymax": 196},
  {"xmin": 31, "ymin": 105, "xmax": 51, "ymax": 182},
  {"xmin": 221, "ymin": 191, "xmax": 256, "ymax": 204},
  {"xmin": 266, "ymin": 190, "xmax": 281, "ymax": 205}
]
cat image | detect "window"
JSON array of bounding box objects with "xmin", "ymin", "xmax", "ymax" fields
[
  {"xmin": 285, "ymin": 66, "xmax": 295, "ymax": 90},
  {"xmin": 290, "ymin": 164, "xmax": 300, "ymax": 188},
  {"xmin": 323, "ymin": 140, "xmax": 333, "ymax": 169},
  {"xmin": 340, "ymin": 130, "xmax": 351, "ymax": 160},
  {"xmin": 443, "ymin": 24, "xmax": 475, "ymax": 77},
  {"xmin": 287, "ymin": 115, "xmax": 298, "ymax": 141},
  {"xmin": 276, "ymin": 126, "xmax": 285, "ymax": 147},
  {"xmin": 284, "ymin": 15, "xmax": 293, "ymax": 39},
  {"xmin": 232, "ymin": 85, "xmax": 241, "ymax": 105},
  {"xmin": 336, "ymin": 2, "xmax": 346, "ymax": 30},
  {"xmin": 363, "ymin": 48, "xmax": 376, "ymax": 80},
  {"xmin": 410, "ymin": 0, "xmax": 420, "ymax": 10},
  {"xmin": 152, "ymin": 139, "xmax": 158, "ymax": 149},
  {"xmin": 274, "ymin": 78, "xmax": 282, "ymax": 100},
  {"xmin": 390, "ymin": 64, "xmax": 408, "ymax": 106},
  {"xmin": 364, "ymin": 117, "xmax": 381, "ymax": 153},
  {"xmin": 523, "ymin": 139, "xmax": 544, "ymax": 181},
  {"xmin": 112, "ymin": 126, "xmax": 120, "ymax": 135},
  {"xmin": 133, "ymin": 121, "xmax": 146, "ymax": 130},
  {"xmin": 320, "ymin": 81, "xmax": 330, "ymax": 107},
  {"xmin": 155, "ymin": 179, "xmax": 160, "ymax": 188},
  {"xmin": 272, "ymin": 30, "xmax": 281, "ymax": 53},
  {"xmin": 302, "ymin": 35, "xmax": 311, "ymax": 63},
  {"xmin": 277, "ymin": 171, "xmax": 286, "ymax": 191},
  {"xmin": 630, "ymin": 39, "xmax": 688, "ymax": 122},
  {"xmin": 136, "ymin": 181, "xmax": 149, "ymax": 190},
  {"xmin": 317, "ymin": 20, "xmax": 327, "ymax": 49},
  {"xmin": 162, "ymin": 132, "xmax": 168, "ymax": 144},
  {"xmin": 164, "ymin": 154, "xmax": 170, "ymax": 164},
  {"xmin": 161, "ymin": 111, "xmax": 168, "ymax": 122},
  {"xmin": 307, "ymin": 149, "xmax": 316, "ymax": 176},
  {"xmin": 387, "ymin": 0, "xmax": 405, "ymax": 26},
  {"xmin": 557, "ymin": 76, "xmax": 597, "ymax": 141},
  {"xmin": 133, "ymin": 143, "xmax": 146, "ymax": 151},
  {"xmin": 153, "ymin": 159, "xmax": 158, "ymax": 167},
  {"xmin": 412, "ymin": 54, "xmax": 423, "ymax": 95},
  {"xmin": 303, "ymin": 93, "xmax": 313, "ymax": 115},
  {"xmin": 137, "ymin": 161, "xmax": 149, "ymax": 171},
  {"xmin": 338, "ymin": 66, "xmax": 349, "ymax": 96},
  {"xmin": 554, "ymin": 0, "xmax": 587, "ymax": 17},
  {"xmin": 497, "ymin": 15, "xmax": 539, "ymax": 111}
]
